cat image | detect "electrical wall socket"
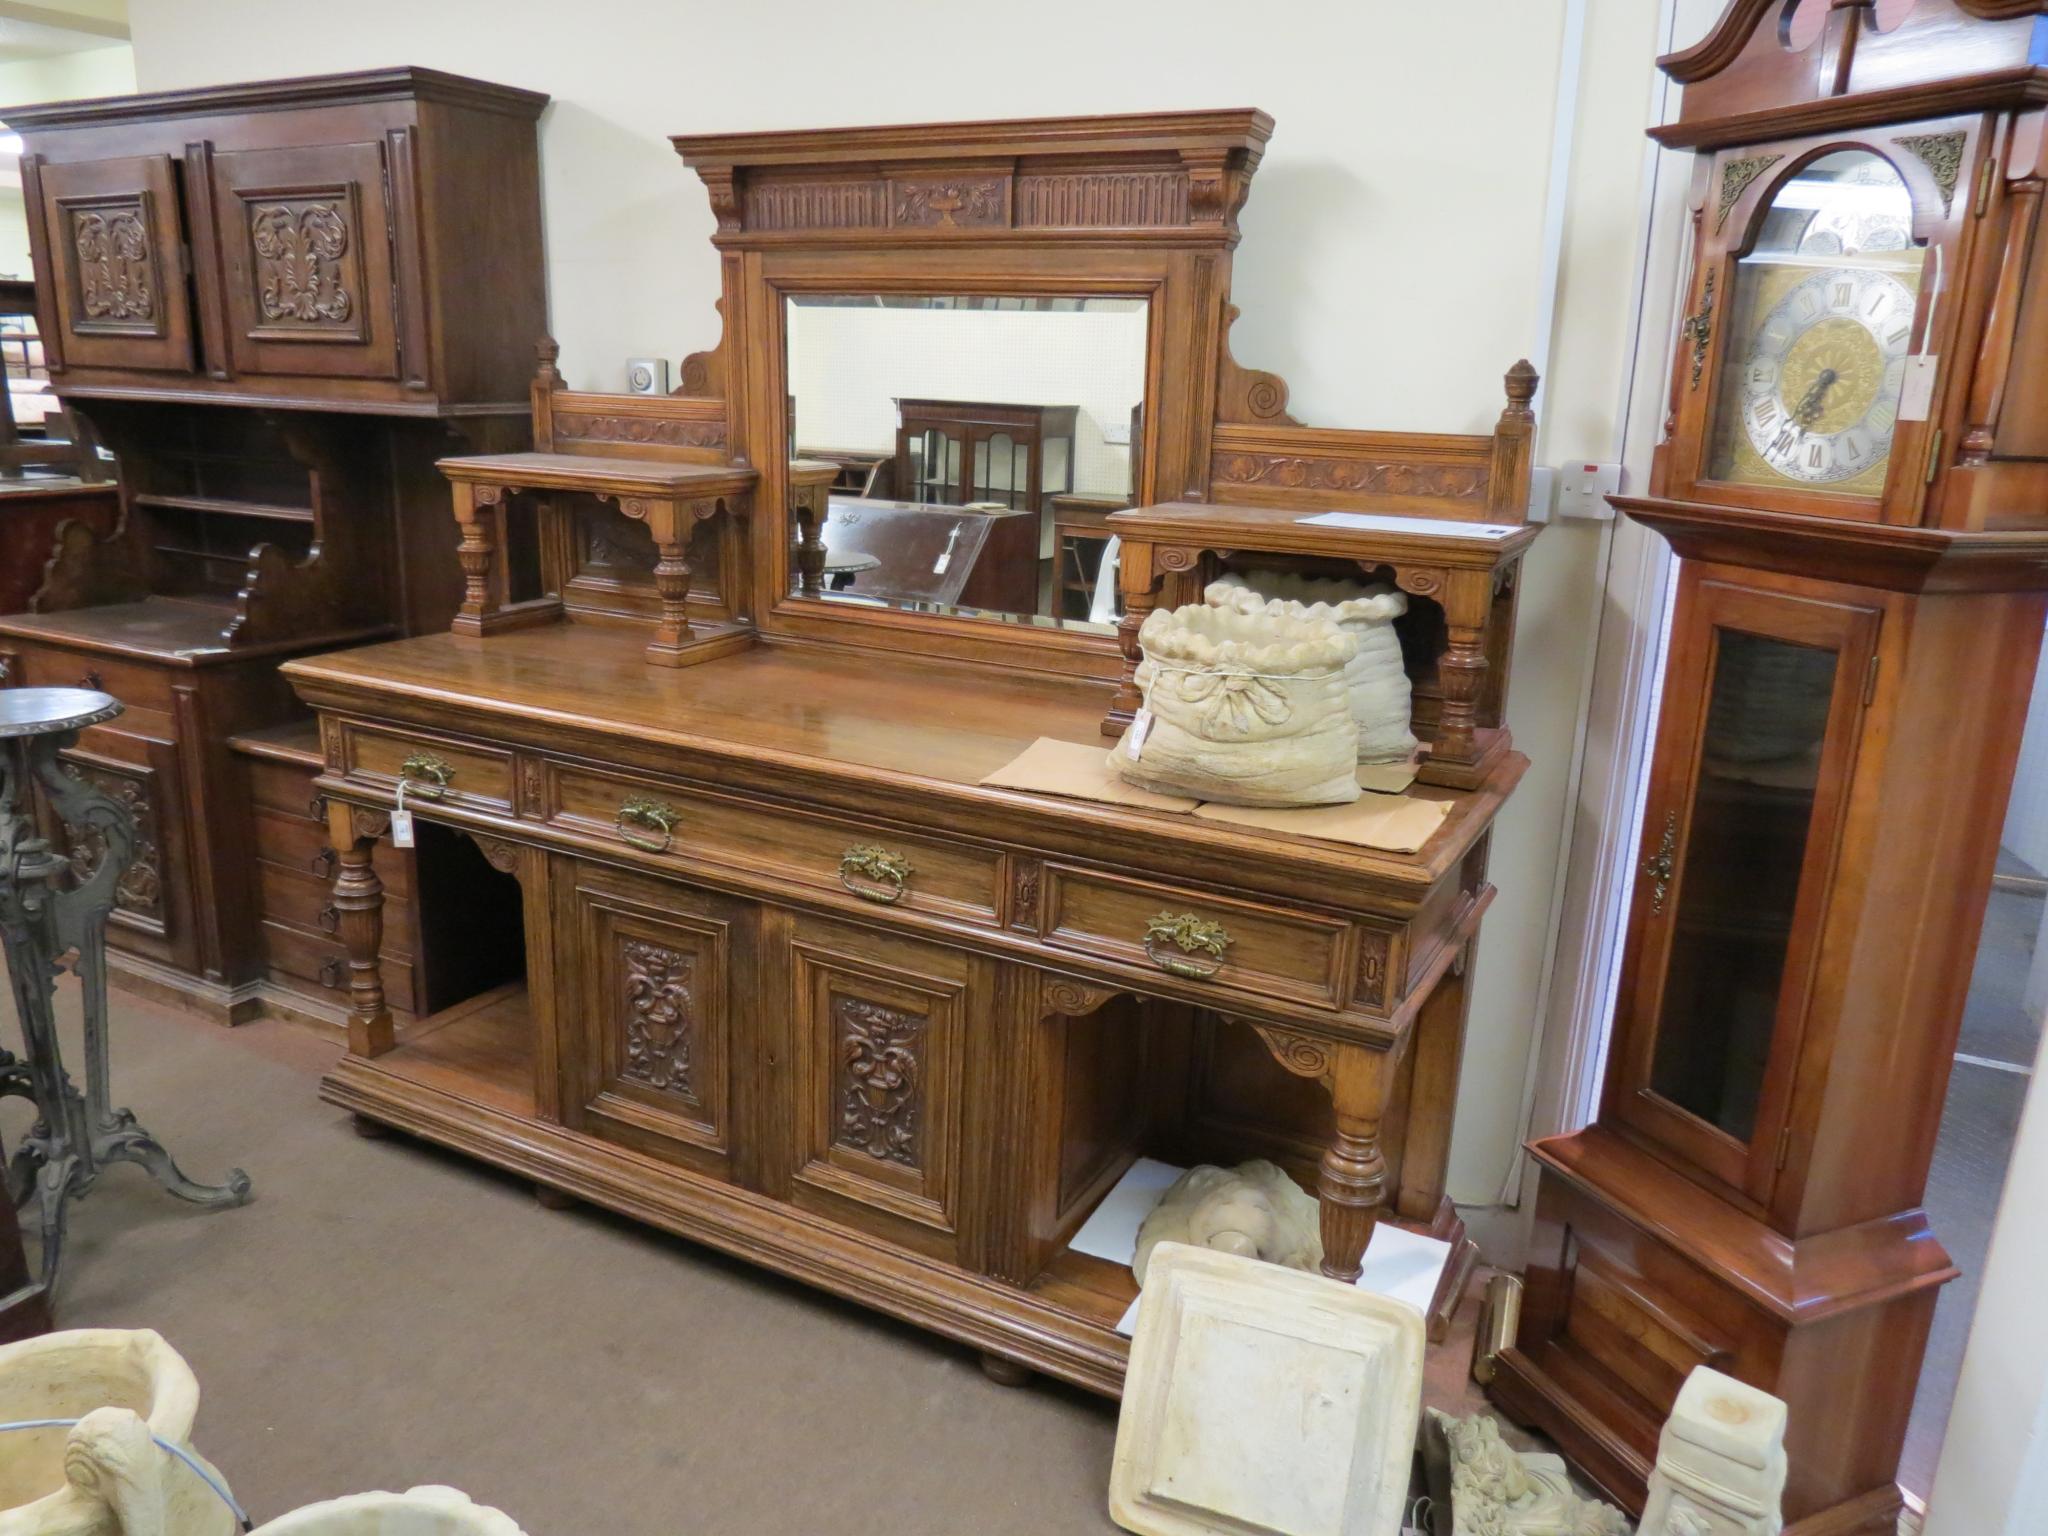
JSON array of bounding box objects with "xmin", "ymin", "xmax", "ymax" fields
[{"xmin": 1555, "ymin": 460, "xmax": 1622, "ymax": 520}]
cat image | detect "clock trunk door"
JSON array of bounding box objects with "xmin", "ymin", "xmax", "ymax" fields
[
  {"xmin": 1608, "ymin": 571, "xmax": 1880, "ymax": 1207},
  {"xmin": 208, "ymin": 142, "xmax": 401, "ymax": 382},
  {"xmin": 1667, "ymin": 121, "xmax": 1986, "ymax": 526}
]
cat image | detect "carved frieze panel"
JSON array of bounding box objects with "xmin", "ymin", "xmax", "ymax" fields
[
  {"xmin": 554, "ymin": 411, "xmax": 728, "ymax": 454},
  {"xmin": 889, "ymin": 176, "xmax": 1009, "ymax": 229},
  {"xmin": 1015, "ymin": 171, "xmax": 1189, "ymax": 228},
  {"xmin": 238, "ymin": 186, "xmax": 368, "ymax": 339},
  {"xmin": 744, "ymin": 179, "xmax": 887, "ymax": 232},
  {"xmin": 60, "ymin": 760, "xmax": 164, "ymax": 923},
  {"xmin": 1210, "ymin": 451, "xmax": 1489, "ymax": 503},
  {"xmin": 65, "ymin": 197, "xmax": 159, "ymax": 332},
  {"xmin": 619, "ymin": 935, "xmax": 698, "ymax": 1101},
  {"xmin": 834, "ymin": 994, "xmax": 926, "ymax": 1167}
]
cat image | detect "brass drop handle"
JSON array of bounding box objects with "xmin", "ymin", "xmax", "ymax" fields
[
  {"xmin": 79, "ymin": 668, "xmax": 104, "ymax": 691},
  {"xmin": 616, "ymin": 795, "xmax": 681, "ymax": 853},
  {"xmin": 840, "ymin": 844, "xmax": 912, "ymax": 904},
  {"xmin": 399, "ymin": 752, "xmax": 454, "ymax": 799},
  {"xmin": 318, "ymin": 957, "xmax": 344, "ymax": 989},
  {"xmin": 1641, "ymin": 810, "xmax": 1678, "ymax": 915},
  {"xmin": 311, "ymin": 847, "xmax": 337, "ymax": 879},
  {"xmin": 1144, "ymin": 911, "xmax": 1232, "ymax": 980},
  {"xmin": 318, "ymin": 903, "xmax": 341, "ymax": 935}
]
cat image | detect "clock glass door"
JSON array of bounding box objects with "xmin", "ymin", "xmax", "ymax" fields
[
  {"xmin": 1611, "ymin": 573, "xmax": 1880, "ymax": 1203},
  {"xmin": 1705, "ymin": 150, "xmax": 1924, "ymax": 512}
]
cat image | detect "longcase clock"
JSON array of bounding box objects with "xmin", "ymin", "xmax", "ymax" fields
[{"xmin": 1489, "ymin": 5, "xmax": 2048, "ymax": 1533}]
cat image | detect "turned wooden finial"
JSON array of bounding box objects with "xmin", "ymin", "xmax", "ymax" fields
[
  {"xmin": 1502, "ymin": 359, "xmax": 1539, "ymax": 423},
  {"xmin": 534, "ymin": 336, "xmax": 562, "ymax": 389}
]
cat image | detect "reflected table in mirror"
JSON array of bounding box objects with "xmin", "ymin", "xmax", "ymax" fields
[{"xmin": 799, "ymin": 497, "xmax": 1038, "ymax": 611}]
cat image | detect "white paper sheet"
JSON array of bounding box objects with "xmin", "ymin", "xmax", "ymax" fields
[
  {"xmin": 1081, "ymin": 1160, "xmax": 1456, "ymax": 1336},
  {"xmin": 1296, "ymin": 511, "xmax": 1521, "ymax": 541}
]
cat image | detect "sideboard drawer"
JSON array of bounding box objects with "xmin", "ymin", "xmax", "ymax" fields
[
  {"xmin": 1040, "ymin": 866, "xmax": 1350, "ymax": 1009},
  {"xmin": 339, "ymin": 723, "xmax": 515, "ymax": 813},
  {"xmin": 547, "ymin": 763, "xmax": 1001, "ymax": 923},
  {"xmin": 250, "ymin": 806, "xmax": 415, "ymax": 899}
]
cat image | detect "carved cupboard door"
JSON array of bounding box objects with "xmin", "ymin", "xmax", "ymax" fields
[
  {"xmin": 557, "ymin": 860, "xmax": 753, "ymax": 1182},
  {"xmin": 206, "ymin": 142, "xmax": 401, "ymax": 382},
  {"xmin": 28, "ymin": 154, "xmax": 196, "ymax": 374},
  {"xmin": 51, "ymin": 738, "xmax": 194, "ymax": 976},
  {"xmin": 782, "ymin": 914, "xmax": 981, "ymax": 1262}
]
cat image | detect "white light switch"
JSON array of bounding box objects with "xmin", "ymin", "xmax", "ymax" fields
[{"xmin": 1556, "ymin": 460, "xmax": 1622, "ymax": 520}]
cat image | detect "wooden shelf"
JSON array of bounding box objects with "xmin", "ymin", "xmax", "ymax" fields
[
  {"xmin": 1029, "ymin": 1245, "xmax": 1139, "ymax": 1332},
  {"xmin": 134, "ymin": 491, "xmax": 315, "ymax": 522},
  {"xmin": 367, "ymin": 982, "xmax": 535, "ymax": 1118}
]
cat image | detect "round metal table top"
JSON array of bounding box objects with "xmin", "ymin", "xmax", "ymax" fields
[
  {"xmin": 823, "ymin": 553, "xmax": 881, "ymax": 575},
  {"xmin": 0, "ymin": 686, "xmax": 123, "ymax": 739}
]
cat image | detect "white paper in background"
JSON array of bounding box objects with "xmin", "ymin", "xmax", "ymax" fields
[
  {"xmin": 1295, "ymin": 511, "xmax": 1521, "ymax": 541},
  {"xmin": 1081, "ymin": 1160, "xmax": 1455, "ymax": 1337}
]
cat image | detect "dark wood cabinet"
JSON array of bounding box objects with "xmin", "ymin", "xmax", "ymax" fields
[{"xmin": 0, "ymin": 69, "xmax": 548, "ymax": 1022}]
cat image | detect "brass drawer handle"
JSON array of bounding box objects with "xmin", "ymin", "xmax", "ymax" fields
[
  {"xmin": 318, "ymin": 957, "xmax": 344, "ymax": 989},
  {"xmin": 840, "ymin": 844, "xmax": 912, "ymax": 904},
  {"xmin": 311, "ymin": 847, "xmax": 337, "ymax": 879},
  {"xmin": 399, "ymin": 752, "xmax": 454, "ymax": 798},
  {"xmin": 318, "ymin": 904, "xmax": 341, "ymax": 935},
  {"xmin": 616, "ymin": 795, "xmax": 681, "ymax": 853},
  {"xmin": 1641, "ymin": 809, "xmax": 1677, "ymax": 916},
  {"xmin": 1144, "ymin": 911, "xmax": 1232, "ymax": 980},
  {"xmin": 307, "ymin": 793, "xmax": 327, "ymax": 820}
]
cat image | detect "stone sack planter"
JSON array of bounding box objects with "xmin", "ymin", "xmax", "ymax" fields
[
  {"xmin": 1112, "ymin": 602, "xmax": 1361, "ymax": 806},
  {"xmin": 1207, "ymin": 571, "xmax": 1418, "ymax": 763},
  {"xmin": 252, "ymin": 1488, "xmax": 526, "ymax": 1536},
  {"xmin": 0, "ymin": 1328, "xmax": 235, "ymax": 1536}
]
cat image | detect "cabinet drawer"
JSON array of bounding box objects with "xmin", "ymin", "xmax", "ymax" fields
[
  {"xmin": 1039, "ymin": 866, "xmax": 1350, "ymax": 1009},
  {"xmin": 15, "ymin": 645, "xmax": 175, "ymax": 717},
  {"xmin": 255, "ymin": 860, "xmax": 414, "ymax": 959},
  {"xmin": 547, "ymin": 763, "xmax": 1000, "ymax": 923},
  {"xmin": 250, "ymin": 807, "xmax": 414, "ymax": 899},
  {"xmin": 243, "ymin": 755, "xmax": 327, "ymax": 823},
  {"xmin": 339, "ymin": 723, "xmax": 514, "ymax": 813},
  {"xmin": 260, "ymin": 918, "xmax": 415, "ymax": 1010}
]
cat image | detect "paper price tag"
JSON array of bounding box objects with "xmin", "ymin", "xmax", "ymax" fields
[
  {"xmin": 1125, "ymin": 708, "xmax": 1154, "ymax": 760},
  {"xmin": 391, "ymin": 807, "xmax": 415, "ymax": 848},
  {"xmin": 1898, "ymin": 355, "xmax": 1938, "ymax": 423}
]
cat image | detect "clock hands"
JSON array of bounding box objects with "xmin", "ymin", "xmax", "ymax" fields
[{"xmin": 1793, "ymin": 367, "xmax": 1839, "ymax": 429}]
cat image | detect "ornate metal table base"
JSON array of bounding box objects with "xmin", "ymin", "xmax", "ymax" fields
[{"xmin": 0, "ymin": 688, "xmax": 251, "ymax": 1294}]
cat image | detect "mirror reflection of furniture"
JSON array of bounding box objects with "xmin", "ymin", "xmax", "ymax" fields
[
  {"xmin": 0, "ymin": 279, "xmax": 105, "ymax": 484},
  {"xmin": 1052, "ymin": 493, "xmax": 1129, "ymax": 619},
  {"xmin": 803, "ymin": 497, "xmax": 1034, "ymax": 610},
  {"xmin": 796, "ymin": 448, "xmax": 894, "ymax": 499},
  {"xmin": 288, "ymin": 110, "xmax": 1540, "ymax": 1404}
]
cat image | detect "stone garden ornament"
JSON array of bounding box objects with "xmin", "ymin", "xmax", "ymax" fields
[
  {"xmin": 1419, "ymin": 1408, "xmax": 1630, "ymax": 1536},
  {"xmin": 1131, "ymin": 1160, "xmax": 1322, "ymax": 1285},
  {"xmin": 1205, "ymin": 573, "xmax": 1418, "ymax": 763},
  {"xmin": 0, "ymin": 1329, "xmax": 238, "ymax": 1536},
  {"xmin": 1112, "ymin": 603, "xmax": 1362, "ymax": 806},
  {"xmin": 249, "ymin": 1488, "xmax": 527, "ymax": 1536},
  {"xmin": 1638, "ymin": 1368, "xmax": 1786, "ymax": 1536}
]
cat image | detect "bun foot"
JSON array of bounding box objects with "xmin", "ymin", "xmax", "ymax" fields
[
  {"xmin": 979, "ymin": 1351, "xmax": 1033, "ymax": 1388},
  {"xmin": 351, "ymin": 1114, "xmax": 392, "ymax": 1140},
  {"xmin": 535, "ymin": 1184, "xmax": 577, "ymax": 1210}
]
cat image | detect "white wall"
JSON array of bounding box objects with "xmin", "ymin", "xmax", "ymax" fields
[
  {"xmin": 124, "ymin": 0, "xmax": 1667, "ymax": 1211},
  {"xmin": 0, "ymin": 44, "xmax": 138, "ymax": 277}
]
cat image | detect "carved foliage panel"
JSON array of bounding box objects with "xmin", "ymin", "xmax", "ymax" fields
[
  {"xmin": 581, "ymin": 891, "xmax": 731, "ymax": 1156},
  {"xmin": 65, "ymin": 197, "xmax": 159, "ymax": 332},
  {"xmin": 58, "ymin": 756, "xmax": 166, "ymax": 929},
  {"xmin": 791, "ymin": 929, "xmax": 965, "ymax": 1238},
  {"xmin": 37, "ymin": 154, "xmax": 195, "ymax": 368},
  {"xmin": 238, "ymin": 186, "xmax": 367, "ymax": 340}
]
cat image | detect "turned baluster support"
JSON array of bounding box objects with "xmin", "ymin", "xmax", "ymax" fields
[
  {"xmin": 1399, "ymin": 563, "xmax": 1493, "ymax": 769},
  {"xmin": 1318, "ymin": 1042, "xmax": 1396, "ymax": 1282},
  {"xmin": 1105, "ymin": 541, "xmax": 1197, "ymax": 734},
  {"xmin": 793, "ymin": 483, "xmax": 828, "ymax": 596},
  {"xmin": 1961, "ymin": 175, "xmax": 2043, "ymax": 466},
  {"xmin": 450, "ymin": 482, "xmax": 508, "ymax": 636},
  {"xmin": 617, "ymin": 495, "xmax": 726, "ymax": 665},
  {"xmin": 326, "ymin": 800, "xmax": 393, "ymax": 1058}
]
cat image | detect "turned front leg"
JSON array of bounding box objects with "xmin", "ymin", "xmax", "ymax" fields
[
  {"xmin": 793, "ymin": 486, "xmax": 827, "ymax": 596},
  {"xmin": 325, "ymin": 801, "xmax": 393, "ymax": 1058},
  {"xmin": 1319, "ymin": 1041, "xmax": 1397, "ymax": 1283},
  {"xmin": 630, "ymin": 497, "xmax": 720, "ymax": 666},
  {"xmin": 450, "ymin": 483, "xmax": 508, "ymax": 636},
  {"xmin": 1433, "ymin": 567, "xmax": 1494, "ymax": 768}
]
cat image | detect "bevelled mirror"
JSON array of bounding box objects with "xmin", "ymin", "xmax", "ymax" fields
[{"xmin": 784, "ymin": 294, "xmax": 1149, "ymax": 634}]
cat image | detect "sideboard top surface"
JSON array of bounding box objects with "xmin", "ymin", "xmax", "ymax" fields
[{"xmin": 283, "ymin": 627, "xmax": 1517, "ymax": 896}]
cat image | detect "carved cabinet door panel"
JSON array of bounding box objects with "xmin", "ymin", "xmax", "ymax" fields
[
  {"xmin": 783, "ymin": 913, "xmax": 980, "ymax": 1262},
  {"xmin": 29, "ymin": 154, "xmax": 196, "ymax": 374},
  {"xmin": 49, "ymin": 735, "xmax": 193, "ymax": 975},
  {"xmin": 557, "ymin": 859, "xmax": 751, "ymax": 1181},
  {"xmin": 207, "ymin": 142, "xmax": 401, "ymax": 382}
]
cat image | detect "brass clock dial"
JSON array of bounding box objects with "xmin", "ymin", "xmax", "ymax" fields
[{"xmin": 1736, "ymin": 266, "xmax": 1914, "ymax": 486}]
